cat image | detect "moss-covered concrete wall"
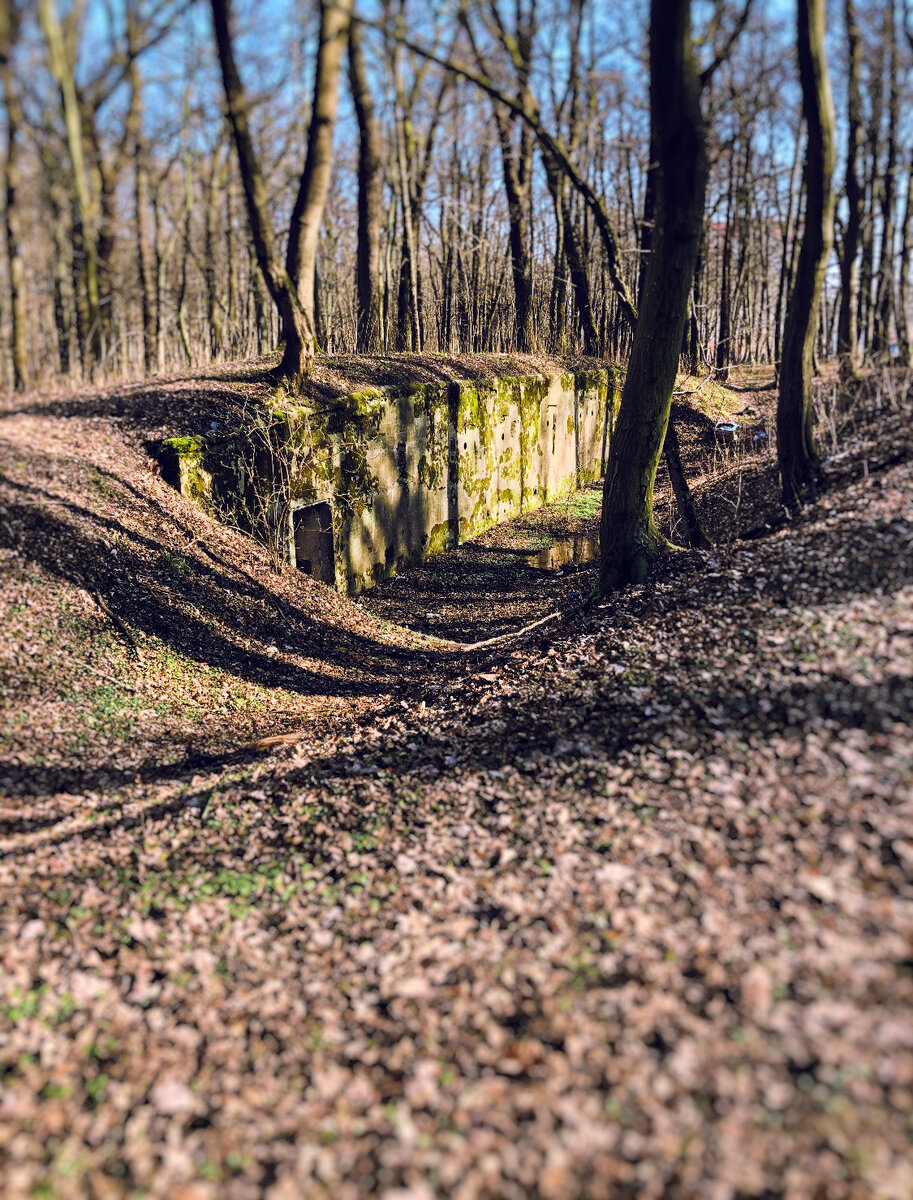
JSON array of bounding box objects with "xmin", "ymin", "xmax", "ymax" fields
[{"xmin": 160, "ymin": 366, "xmax": 622, "ymax": 593}]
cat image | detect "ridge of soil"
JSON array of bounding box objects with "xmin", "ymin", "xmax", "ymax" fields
[{"xmin": 1, "ymin": 363, "xmax": 912, "ymax": 1199}]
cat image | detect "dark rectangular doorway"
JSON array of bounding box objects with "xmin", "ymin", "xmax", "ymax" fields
[{"xmin": 293, "ymin": 502, "xmax": 335, "ymax": 585}]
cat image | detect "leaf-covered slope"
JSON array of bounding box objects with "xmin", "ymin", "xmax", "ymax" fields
[{"xmin": 1, "ymin": 366, "xmax": 912, "ymax": 1199}]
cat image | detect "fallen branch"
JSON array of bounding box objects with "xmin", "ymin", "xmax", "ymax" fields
[
  {"xmin": 71, "ymin": 659, "xmax": 140, "ymax": 692},
  {"xmin": 451, "ymin": 608, "xmax": 562, "ymax": 652},
  {"xmin": 250, "ymin": 731, "xmax": 309, "ymax": 752}
]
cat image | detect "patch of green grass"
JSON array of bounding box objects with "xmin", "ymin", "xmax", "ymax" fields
[
  {"xmin": 3, "ymin": 985, "xmax": 47, "ymax": 1023},
  {"xmin": 135, "ymin": 857, "xmax": 309, "ymax": 915},
  {"xmin": 89, "ymin": 470, "xmax": 117, "ymax": 500},
  {"xmin": 85, "ymin": 1073, "xmax": 109, "ymax": 1106},
  {"xmin": 563, "ymin": 489, "xmax": 603, "ymax": 519},
  {"xmin": 156, "ymin": 549, "xmax": 191, "ymax": 578}
]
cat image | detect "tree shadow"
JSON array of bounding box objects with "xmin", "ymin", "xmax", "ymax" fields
[
  {"xmin": 738, "ymin": 510, "xmax": 913, "ymax": 609},
  {"xmin": 0, "ymin": 741, "xmax": 266, "ymax": 816},
  {"xmin": 262, "ymin": 663, "xmax": 912, "ymax": 822},
  {"xmin": 0, "ymin": 474, "xmax": 448, "ymax": 698}
]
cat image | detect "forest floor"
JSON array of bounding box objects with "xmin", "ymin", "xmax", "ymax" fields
[{"xmin": 1, "ymin": 361, "xmax": 912, "ymax": 1199}]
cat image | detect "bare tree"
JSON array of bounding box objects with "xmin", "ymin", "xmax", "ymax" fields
[
  {"xmin": 211, "ymin": 0, "xmax": 353, "ymax": 382},
  {"xmin": 836, "ymin": 0, "xmax": 863, "ymax": 370},
  {"xmin": 0, "ymin": 0, "xmax": 28, "ymax": 388},
  {"xmin": 776, "ymin": 0, "xmax": 836, "ymax": 507},
  {"xmin": 348, "ymin": 16, "xmax": 383, "ymax": 352}
]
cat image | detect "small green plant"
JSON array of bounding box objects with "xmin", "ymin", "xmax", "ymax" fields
[
  {"xmin": 156, "ymin": 549, "xmax": 190, "ymax": 578},
  {"xmin": 88, "ymin": 470, "xmax": 117, "ymax": 499},
  {"xmin": 85, "ymin": 1074, "xmax": 109, "ymax": 1106}
]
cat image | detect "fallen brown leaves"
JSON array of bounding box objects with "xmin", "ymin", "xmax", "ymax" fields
[{"xmin": 0, "ymin": 366, "xmax": 912, "ymax": 1199}]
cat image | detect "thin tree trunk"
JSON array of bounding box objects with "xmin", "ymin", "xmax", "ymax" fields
[
  {"xmin": 125, "ymin": 11, "xmax": 156, "ymax": 375},
  {"xmin": 204, "ymin": 149, "xmax": 226, "ymax": 359},
  {"xmin": 716, "ymin": 141, "xmax": 737, "ymax": 380},
  {"xmin": 897, "ymin": 156, "xmax": 913, "ymax": 364},
  {"xmin": 211, "ymin": 0, "xmax": 350, "ymax": 383},
  {"xmin": 836, "ymin": 0, "xmax": 862, "ymax": 368},
  {"xmin": 176, "ymin": 141, "xmax": 194, "ymax": 365},
  {"xmin": 493, "ymin": 111, "xmax": 534, "ymax": 352},
  {"xmin": 774, "ymin": 133, "xmax": 803, "ymax": 371},
  {"xmin": 38, "ymin": 0, "xmax": 102, "ymax": 373},
  {"xmin": 348, "ymin": 20, "xmax": 383, "ymax": 352},
  {"xmin": 285, "ymin": 0, "xmax": 353, "ymax": 359},
  {"xmin": 857, "ymin": 30, "xmax": 884, "ymax": 360},
  {"xmin": 48, "ymin": 183, "xmax": 72, "ymax": 375},
  {"xmin": 0, "ymin": 36, "xmax": 28, "ymax": 388},
  {"xmin": 873, "ymin": 1, "xmax": 898, "ymax": 356},
  {"xmin": 665, "ymin": 416, "xmax": 710, "ymax": 548}
]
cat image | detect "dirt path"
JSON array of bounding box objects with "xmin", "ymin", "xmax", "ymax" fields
[{"xmin": 364, "ymin": 486, "xmax": 602, "ymax": 644}]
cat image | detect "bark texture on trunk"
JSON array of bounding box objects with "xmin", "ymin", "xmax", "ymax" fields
[
  {"xmin": 348, "ymin": 20, "xmax": 383, "ymax": 352},
  {"xmin": 836, "ymin": 0, "xmax": 862, "ymax": 368},
  {"xmin": 0, "ymin": 18, "xmax": 28, "ymax": 389},
  {"xmin": 286, "ymin": 0, "xmax": 353, "ymax": 334},
  {"xmin": 598, "ymin": 0, "xmax": 708, "ymax": 592},
  {"xmin": 211, "ymin": 0, "xmax": 351, "ymax": 382},
  {"xmin": 776, "ymin": 0, "xmax": 836, "ymax": 508},
  {"xmin": 38, "ymin": 0, "xmax": 102, "ymax": 373}
]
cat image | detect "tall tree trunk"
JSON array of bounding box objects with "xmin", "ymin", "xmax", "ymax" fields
[
  {"xmin": 211, "ymin": 0, "xmax": 351, "ymax": 383},
  {"xmin": 665, "ymin": 416, "xmax": 710, "ymax": 549},
  {"xmin": 857, "ymin": 29, "xmax": 884, "ymax": 360},
  {"xmin": 285, "ymin": 0, "xmax": 352, "ymax": 362},
  {"xmin": 598, "ymin": 0, "xmax": 708, "ymax": 592},
  {"xmin": 872, "ymin": 1, "xmax": 898, "ymax": 357},
  {"xmin": 176, "ymin": 139, "xmax": 194, "ymax": 365},
  {"xmin": 776, "ymin": 0, "xmax": 836, "ymax": 508},
  {"xmin": 897, "ymin": 155, "xmax": 913, "ymax": 365},
  {"xmin": 836, "ymin": 0, "xmax": 862, "ymax": 369},
  {"xmin": 47, "ymin": 182, "xmax": 72, "ymax": 376},
  {"xmin": 125, "ymin": 10, "xmax": 156, "ymax": 375},
  {"xmin": 494, "ymin": 112, "xmax": 534, "ymax": 352},
  {"xmin": 774, "ymin": 134, "xmax": 803, "ymax": 372},
  {"xmin": 542, "ymin": 148, "xmax": 598, "ymax": 355},
  {"xmin": 204, "ymin": 149, "xmax": 226, "ymax": 359},
  {"xmin": 225, "ymin": 175, "xmax": 236, "ymax": 351},
  {"xmin": 0, "ymin": 30, "xmax": 28, "ymax": 389},
  {"xmin": 38, "ymin": 0, "xmax": 102, "ymax": 373},
  {"xmin": 716, "ymin": 144, "xmax": 736, "ymax": 380},
  {"xmin": 561, "ymin": 190, "xmax": 598, "ymax": 356},
  {"xmin": 348, "ymin": 19, "xmax": 383, "ymax": 352}
]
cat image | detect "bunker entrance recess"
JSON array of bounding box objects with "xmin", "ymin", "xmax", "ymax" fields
[{"xmin": 292, "ymin": 501, "xmax": 335, "ymax": 585}]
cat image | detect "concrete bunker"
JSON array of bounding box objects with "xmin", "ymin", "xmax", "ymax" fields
[
  {"xmin": 292, "ymin": 501, "xmax": 335, "ymax": 585},
  {"xmin": 159, "ymin": 362, "xmax": 622, "ymax": 594}
]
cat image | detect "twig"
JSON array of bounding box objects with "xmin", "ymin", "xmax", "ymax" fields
[
  {"xmin": 70, "ymin": 659, "xmax": 140, "ymax": 693},
  {"xmin": 88, "ymin": 590, "xmax": 142, "ymax": 659},
  {"xmin": 673, "ymin": 363, "xmax": 716, "ymax": 399}
]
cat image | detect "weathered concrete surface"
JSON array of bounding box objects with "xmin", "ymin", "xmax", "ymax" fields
[{"xmin": 160, "ymin": 366, "xmax": 621, "ymax": 593}]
